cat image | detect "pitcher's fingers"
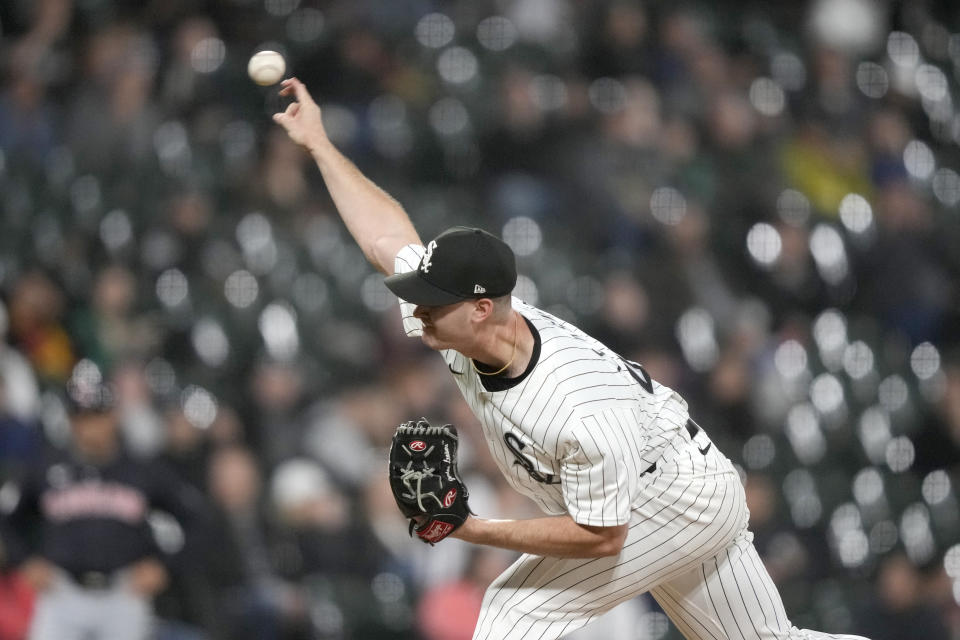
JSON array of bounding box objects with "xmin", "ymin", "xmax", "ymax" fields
[
  {"xmin": 286, "ymin": 77, "xmax": 315, "ymax": 105},
  {"xmin": 272, "ymin": 103, "xmax": 293, "ymax": 122},
  {"xmin": 279, "ymin": 78, "xmax": 298, "ymax": 97}
]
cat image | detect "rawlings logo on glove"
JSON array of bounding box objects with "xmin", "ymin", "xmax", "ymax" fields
[{"xmin": 388, "ymin": 418, "xmax": 471, "ymax": 544}]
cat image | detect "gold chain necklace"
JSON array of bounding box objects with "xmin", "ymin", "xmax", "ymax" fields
[{"xmin": 471, "ymin": 313, "xmax": 519, "ymax": 377}]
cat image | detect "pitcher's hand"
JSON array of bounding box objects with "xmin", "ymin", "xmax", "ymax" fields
[{"xmin": 273, "ymin": 77, "xmax": 328, "ymax": 151}]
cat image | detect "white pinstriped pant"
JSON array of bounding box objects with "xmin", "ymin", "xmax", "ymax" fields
[{"xmin": 472, "ymin": 436, "xmax": 871, "ymax": 640}]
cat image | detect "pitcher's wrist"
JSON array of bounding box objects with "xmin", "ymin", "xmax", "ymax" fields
[{"xmin": 307, "ymin": 132, "xmax": 334, "ymax": 158}]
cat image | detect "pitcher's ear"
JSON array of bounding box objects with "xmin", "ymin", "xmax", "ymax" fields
[{"xmin": 471, "ymin": 298, "xmax": 495, "ymax": 322}]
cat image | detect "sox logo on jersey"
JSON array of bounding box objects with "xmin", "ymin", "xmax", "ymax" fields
[{"xmin": 503, "ymin": 433, "xmax": 559, "ymax": 485}]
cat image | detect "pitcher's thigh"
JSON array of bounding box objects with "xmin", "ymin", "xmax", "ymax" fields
[{"xmin": 651, "ymin": 530, "xmax": 872, "ymax": 640}]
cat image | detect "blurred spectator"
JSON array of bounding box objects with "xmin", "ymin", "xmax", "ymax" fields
[
  {"xmin": 302, "ymin": 383, "xmax": 406, "ymax": 489},
  {"xmin": 913, "ymin": 356, "xmax": 960, "ymax": 475},
  {"xmin": 249, "ymin": 359, "xmax": 308, "ymax": 466},
  {"xmin": 743, "ymin": 472, "xmax": 833, "ymax": 616},
  {"xmin": 202, "ymin": 446, "xmax": 310, "ymax": 640},
  {"xmin": 416, "ymin": 547, "xmax": 510, "ymax": 640},
  {"xmin": 923, "ymin": 561, "xmax": 960, "ymax": 640},
  {"xmin": 6, "ymin": 271, "xmax": 75, "ymax": 384},
  {"xmin": 0, "ymin": 298, "xmax": 42, "ymax": 481},
  {"xmin": 0, "ymin": 67, "xmax": 57, "ymax": 166},
  {"xmin": 71, "ymin": 266, "xmax": 160, "ymax": 374},
  {"xmin": 64, "ymin": 24, "xmax": 159, "ymax": 174},
  {"xmin": 160, "ymin": 406, "xmax": 211, "ymax": 491},
  {"xmin": 582, "ymin": 1, "xmax": 652, "ymax": 79},
  {"xmin": 859, "ymin": 180, "xmax": 952, "ymax": 343},
  {"xmin": 0, "ymin": 303, "xmax": 41, "ymax": 424},
  {"xmin": 0, "ymin": 366, "xmax": 205, "ymax": 640},
  {"xmin": 160, "ymin": 17, "xmax": 223, "ymax": 114},
  {"xmin": 270, "ymin": 458, "xmax": 411, "ymax": 638},
  {"xmin": 855, "ymin": 553, "xmax": 949, "ymax": 640},
  {"xmin": 0, "ymin": 374, "xmax": 41, "ymax": 482},
  {"xmin": 0, "ymin": 568, "xmax": 34, "ymax": 640},
  {"xmin": 111, "ymin": 360, "xmax": 166, "ymax": 458},
  {"xmin": 0, "ymin": 0, "xmax": 70, "ymax": 168}
]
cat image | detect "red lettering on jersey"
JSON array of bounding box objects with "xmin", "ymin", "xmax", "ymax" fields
[
  {"xmin": 442, "ymin": 489, "xmax": 457, "ymax": 507},
  {"xmin": 41, "ymin": 482, "xmax": 147, "ymax": 524},
  {"xmin": 409, "ymin": 441, "xmax": 427, "ymax": 452}
]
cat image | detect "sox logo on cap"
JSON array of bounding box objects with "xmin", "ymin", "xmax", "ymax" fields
[{"xmin": 420, "ymin": 240, "xmax": 437, "ymax": 273}]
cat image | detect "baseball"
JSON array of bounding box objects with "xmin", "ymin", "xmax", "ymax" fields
[{"xmin": 247, "ymin": 50, "xmax": 285, "ymax": 86}]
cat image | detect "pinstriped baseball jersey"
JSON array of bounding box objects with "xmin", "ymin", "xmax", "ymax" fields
[
  {"xmin": 395, "ymin": 244, "xmax": 694, "ymax": 525},
  {"xmin": 394, "ymin": 244, "xmax": 873, "ymax": 640}
]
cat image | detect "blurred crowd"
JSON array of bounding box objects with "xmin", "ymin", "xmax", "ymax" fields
[{"xmin": 1, "ymin": 0, "xmax": 960, "ymax": 638}]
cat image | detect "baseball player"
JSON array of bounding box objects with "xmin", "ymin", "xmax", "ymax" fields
[
  {"xmin": 0, "ymin": 371, "xmax": 206, "ymax": 640},
  {"xmin": 274, "ymin": 78, "xmax": 872, "ymax": 640}
]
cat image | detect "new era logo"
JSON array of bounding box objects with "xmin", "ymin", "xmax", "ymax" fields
[{"xmin": 474, "ymin": 284, "xmax": 486, "ymax": 294}]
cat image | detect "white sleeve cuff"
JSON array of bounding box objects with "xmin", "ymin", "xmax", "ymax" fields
[{"xmin": 394, "ymin": 244, "xmax": 425, "ymax": 337}]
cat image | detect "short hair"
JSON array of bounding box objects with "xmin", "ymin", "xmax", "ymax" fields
[{"xmin": 490, "ymin": 294, "xmax": 513, "ymax": 319}]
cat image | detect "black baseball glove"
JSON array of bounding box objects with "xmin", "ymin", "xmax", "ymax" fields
[{"xmin": 388, "ymin": 418, "xmax": 471, "ymax": 544}]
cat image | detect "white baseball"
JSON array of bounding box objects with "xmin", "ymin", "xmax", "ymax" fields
[{"xmin": 247, "ymin": 50, "xmax": 286, "ymax": 86}]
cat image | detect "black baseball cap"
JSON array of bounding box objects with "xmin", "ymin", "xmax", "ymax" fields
[{"xmin": 384, "ymin": 227, "xmax": 517, "ymax": 306}]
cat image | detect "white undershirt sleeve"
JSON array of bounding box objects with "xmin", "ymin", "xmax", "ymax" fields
[{"xmin": 393, "ymin": 243, "xmax": 426, "ymax": 337}]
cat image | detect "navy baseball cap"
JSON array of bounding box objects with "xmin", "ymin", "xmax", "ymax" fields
[{"xmin": 384, "ymin": 227, "xmax": 517, "ymax": 306}]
